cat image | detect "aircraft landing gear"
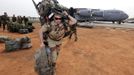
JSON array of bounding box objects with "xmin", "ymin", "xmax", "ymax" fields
[
  {"xmin": 118, "ymin": 21, "xmax": 121, "ymax": 24},
  {"xmin": 112, "ymin": 21, "xmax": 115, "ymax": 24}
]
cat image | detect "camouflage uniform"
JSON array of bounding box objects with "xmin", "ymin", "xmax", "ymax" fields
[
  {"xmin": 23, "ymin": 16, "xmax": 29, "ymax": 25},
  {"xmin": 1, "ymin": 13, "xmax": 9, "ymax": 31},
  {"xmin": 42, "ymin": 21, "xmax": 65, "ymax": 63},
  {"xmin": 17, "ymin": 16, "xmax": 23, "ymax": 24},
  {"xmin": 69, "ymin": 7, "xmax": 76, "ymax": 18},
  {"xmin": 12, "ymin": 15, "xmax": 17, "ymax": 22}
]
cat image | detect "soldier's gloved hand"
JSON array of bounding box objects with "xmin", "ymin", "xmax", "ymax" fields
[
  {"xmin": 63, "ymin": 11, "xmax": 68, "ymax": 16},
  {"xmin": 44, "ymin": 41, "xmax": 48, "ymax": 46}
]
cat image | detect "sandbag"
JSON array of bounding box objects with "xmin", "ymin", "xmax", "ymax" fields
[{"xmin": 34, "ymin": 46, "xmax": 54, "ymax": 75}]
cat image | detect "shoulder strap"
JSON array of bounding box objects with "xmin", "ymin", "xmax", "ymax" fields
[
  {"xmin": 45, "ymin": 23, "xmax": 51, "ymax": 34},
  {"xmin": 63, "ymin": 22, "xmax": 68, "ymax": 31}
]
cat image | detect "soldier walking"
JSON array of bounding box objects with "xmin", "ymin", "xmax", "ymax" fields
[{"xmin": 39, "ymin": 11, "xmax": 77, "ymax": 75}]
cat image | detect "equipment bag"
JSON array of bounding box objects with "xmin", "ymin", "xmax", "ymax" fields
[
  {"xmin": 34, "ymin": 46, "xmax": 55, "ymax": 75},
  {"xmin": 0, "ymin": 36, "xmax": 10, "ymax": 43},
  {"xmin": 5, "ymin": 40, "xmax": 20, "ymax": 52},
  {"xmin": 19, "ymin": 29, "xmax": 29, "ymax": 34}
]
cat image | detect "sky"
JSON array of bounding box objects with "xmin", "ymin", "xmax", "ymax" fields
[{"xmin": 0, "ymin": 0, "xmax": 134, "ymax": 18}]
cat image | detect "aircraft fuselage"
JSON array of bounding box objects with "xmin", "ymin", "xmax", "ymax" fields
[{"xmin": 75, "ymin": 8, "xmax": 129, "ymax": 24}]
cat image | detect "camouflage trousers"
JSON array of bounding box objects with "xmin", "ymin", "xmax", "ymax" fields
[
  {"xmin": 2, "ymin": 22, "xmax": 8, "ymax": 31},
  {"xmin": 50, "ymin": 46, "xmax": 60, "ymax": 64},
  {"xmin": 46, "ymin": 37, "xmax": 61, "ymax": 64},
  {"xmin": 44, "ymin": 45, "xmax": 60, "ymax": 75}
]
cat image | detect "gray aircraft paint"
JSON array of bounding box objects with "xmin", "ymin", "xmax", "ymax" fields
[{"xmin": 75, "ymin": 8, "xmax": 128, "ymax": 24}]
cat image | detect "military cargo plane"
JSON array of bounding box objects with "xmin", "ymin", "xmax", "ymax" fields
[{"xmin": 75, "ymin": 8, "xmax": 129, "ymax": 24}]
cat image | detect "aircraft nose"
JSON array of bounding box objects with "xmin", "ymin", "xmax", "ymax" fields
[{"xmin": 124, "ymin": 13, "xmax": 129, "ymax": 19}]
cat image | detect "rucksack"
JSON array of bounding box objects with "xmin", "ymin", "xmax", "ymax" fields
[
  {"xmin": 34, "ymin": 46, "xmax": 54, "ymax": 75},
  {"xmin": 19, "ymin": 29, "xmax": 29, "ymax": 34},
  {"xmin": 5, "ymin": 40, "xmax": 20, "ymax": 52},
  {"xmin": 0, "ymin": 36, "xmax": 10, "ymax": 43},
  {"xmin": 5, "ymin": 36, "xmax": 32, "ymax": 52}
]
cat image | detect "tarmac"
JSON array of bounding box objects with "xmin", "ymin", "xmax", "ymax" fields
[
  {"xmin": 0, "ymin": 22, "xmax": 134, "ymax": 75},
  {"xmin": 78, "ymin": 21, "xmax": 134, "ymax": 29}
]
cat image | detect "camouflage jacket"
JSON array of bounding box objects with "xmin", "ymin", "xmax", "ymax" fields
[
  {"xmin": 1, "ymin": 15, "xmax": 9, "ymax": 23},
  {"xmin": 42, "ymin": 21, "xmax": 65, "ymax": 41}
]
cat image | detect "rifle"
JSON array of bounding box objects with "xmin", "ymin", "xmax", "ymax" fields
[{"xmin": 32, "ymin": 0, "xmax": 39, "ymax": 13}]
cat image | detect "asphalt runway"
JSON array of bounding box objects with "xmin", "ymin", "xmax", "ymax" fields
[{"xmin": 78, "ymin": 22, "xmax": 134, "ymax": 29}]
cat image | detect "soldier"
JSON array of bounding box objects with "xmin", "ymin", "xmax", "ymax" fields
[
  {"xmin": 1, "ymin": 12, "xmax": 9, "ymax": 31},
  {"xmin": 68, "ymin": 7, "xmax": 76, "ymax": 18},
  {"xmin": 39, "ymin": 11, "xmax": 77, "ymax": 68},
  {"xmin": 12, "ymin": 14, "xmax": 17, "ymax": 22},
  {"xmin": 23, "ymin": 16, "xmax": 29, "ymax": 25},
  {"xmin": 17, "ymin": 16, "xmax": 23, "ymax": 24},
  {"xmin": 68, "ymin": 7, "xmax": 78, "ymax": 41}
]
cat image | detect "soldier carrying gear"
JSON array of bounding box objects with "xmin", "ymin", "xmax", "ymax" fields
[
  {"xmin": 33, "ymin": 0, "xmax": 77, "ymax": 75},
  {"xmin": 1, "ymin": 12, "xmax": 10, "ymax": 31},
  {"xmin": 39, "ymin": 11, "xmax": 77, "ymax": 69}
]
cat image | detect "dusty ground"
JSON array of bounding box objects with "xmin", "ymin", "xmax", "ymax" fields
[{"xmin": 0, "ymin": 23, "xmax": 134, "ymax": 75}]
